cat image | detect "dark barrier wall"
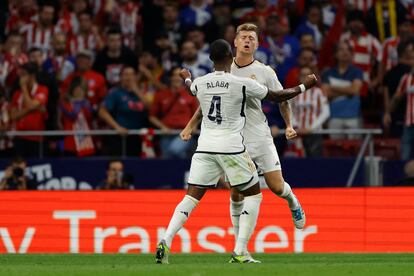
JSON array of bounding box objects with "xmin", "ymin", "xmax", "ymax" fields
[{"xmin": 0, "ymin": 158, "xmax": 405, "ymax": 189}]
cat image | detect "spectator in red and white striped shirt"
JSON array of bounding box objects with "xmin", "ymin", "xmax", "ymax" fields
[
  {"xmin": 20, "ymin": 3, "xmax": 62, "ymax": 55},
  {"xmin": 68, "ymin": 11, "xmax": 104, "ymax": 56},
  {"xmin": 391, "ymin": 58, "xmax": 414, "ymax": 160},
  {"xmin": 383, "ymin": 39, "xmax": 414, "ymax": 138},
  {"xmin": 59, "ymin": 0, "xmax": 90, "ymax": 36},
  {"xmin": 380, "ymin": 17, "xmax": 413, "ymax": 75},
  {"xmin": 88, "ymin": 0, "xmax": 107, "ymax": 26},
  {"xmin": 5, "ymin": 0, "xmax": 38, "ymax": 34},
  {"xmin": 401, "ymin": 0, "xmax": 414, "ymax": 21},
  {"xmin": 106, "ymin": 0, "xmax": 143, "ymax": 51},
  {"xmin": 0, "ymin": 32, "xmax": 28, "ymax": 91},
  {"xmin": 347, "ymin": 0, "xmax": 373, "ymax": 14},
  {"xmin": 292, "ymin": 66, "xmax": 330, "ymax": 157},
  {"xmin": 340, "ymin": 10, "xmax": 382, "ymax": 96}
]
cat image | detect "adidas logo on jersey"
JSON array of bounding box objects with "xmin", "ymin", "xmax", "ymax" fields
[
  {"xmin": 241, "ymin": 211, "xmax": 249, "ymax": 215},
  {"xmin": 180, "ymin": 211, "xmax": 189, "ymax": 217}
]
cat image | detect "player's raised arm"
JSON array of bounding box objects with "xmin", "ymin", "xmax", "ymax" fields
[
  {"xmin": 179, "ymin": 68, "xmax": 202, "ymax": 141},
  {"xmin": 265, "ymin": 74, "xmax": 318, "ymax": 102},
  {"xmin": 179, "ymin": 68, "xmax": 194, "ymax": 96}
]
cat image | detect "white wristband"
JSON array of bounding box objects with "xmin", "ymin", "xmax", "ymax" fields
[
  {"xmin": 184, "ymin": 78, "xmax": 192, "ymax": 85},
  {"xmin": 299, "ymin": 84, "xmax": 306, "ymax": 93}
]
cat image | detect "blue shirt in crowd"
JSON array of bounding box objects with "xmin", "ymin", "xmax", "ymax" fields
[
  {"xmin": 179, "ymin": 4, "xmax": 212, "ymax": 29},
  {"xmin": 264, "ymin": 35, "xmax": 300, "ymax": 84},
  {"xmin": 322, "ymin": 65, "xmax": 364, "ymax": 119},
  {"xmin": 103, "ymin": 87, "xmax": 147, "ymax": 129}
]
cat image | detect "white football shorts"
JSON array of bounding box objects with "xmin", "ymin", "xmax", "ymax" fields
[
  {"xmin": 188, "ymin": 151, "xmax": 259, "ymax": 191},
  {"xmin": 246, "ymin": 138, "xmax": 282, "ymax": 175}
]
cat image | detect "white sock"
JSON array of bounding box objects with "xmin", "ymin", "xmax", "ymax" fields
[
  {"xmin": 234, "ymin": 193, "xmax": 262, "ymax": 255},
  {"xmin": 280, "ymin": 182, "xmax": 299, "ymax": 210},
  {"xmin": 230, "ymin": 199, "xmax": 244, "ymax": 241},
  {"xmin": 163, "ymin": 195, "xmax": 199, "ymax": 248}
]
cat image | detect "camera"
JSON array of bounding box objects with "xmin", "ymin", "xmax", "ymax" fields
[{"xmin": 12, "ymin": 167, "xmax": 24, "ymax": 178}]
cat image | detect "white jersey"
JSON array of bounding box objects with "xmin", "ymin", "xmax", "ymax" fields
[
  {"xmin": 190, "ymin": 71, "xmax": 268, "ymax": 154},
  {"xmin": 231, "ymin": 60, "xmax": 283, "ymax": 142}
]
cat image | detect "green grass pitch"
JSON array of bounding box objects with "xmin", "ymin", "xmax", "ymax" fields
[{"xmin": 1, "ymin": 253, "xmax": 413, "ymax": 276}]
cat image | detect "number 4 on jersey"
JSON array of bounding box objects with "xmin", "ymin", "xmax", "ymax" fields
[{"xmin": 208, "ymin": 96, "xmax": 222, "ymax": 124}]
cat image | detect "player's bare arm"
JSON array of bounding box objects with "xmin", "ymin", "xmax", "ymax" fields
[
  {"xmin": 180, "ymin": 106, "xmax": 202, "ymax": 141},
  {"xmin": 264, "ymin": 74, "xmax": 318, "ymax": 103},
  {"xmin": 179, "ymin": 68, "xmax": 202, "ymax": 141},
  {"xmin": 179, "ymin": 68, "xmax": 194, "ymax": 96},
  {"xmin": 279, "ymin": 101, "xmax": 296, "ymax": 140}
]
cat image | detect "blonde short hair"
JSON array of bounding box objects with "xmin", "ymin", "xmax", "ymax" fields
[{"xmin": 236, "ymin": 23, "xmax": 259, "ymax": 39}]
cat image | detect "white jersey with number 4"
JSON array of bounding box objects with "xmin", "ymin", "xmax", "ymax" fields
[
  {"xmin": 231, "ymin": 60, "xmax": 283, "ymax": 142},
  {"xmin": 190, "ymin": 71, "xmax": 268, "ymax": 154}
]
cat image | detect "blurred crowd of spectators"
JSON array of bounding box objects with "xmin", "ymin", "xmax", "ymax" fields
[{"xmin": 0, "ymin": 0, "xmax": 414, "ymax": 159}]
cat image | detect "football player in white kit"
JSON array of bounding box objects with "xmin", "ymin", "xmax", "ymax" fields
[
  {"xmin": 156, "ymin": 39, "xmax": 317, "ymax": 264},
  {"xmin": 181, "ymin": 23, "xmax": 307, "ymax": 249}
]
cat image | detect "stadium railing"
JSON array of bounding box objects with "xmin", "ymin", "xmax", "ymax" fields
[{"xmin": 2, "ymin": 128, "xmax": 383, "ymax": 187}]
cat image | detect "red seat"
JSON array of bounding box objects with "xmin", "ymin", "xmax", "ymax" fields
[
  {"xmin": 323, "ymin": 139, "xmax": 363, "ymax": 157},
  {"xmin": 374, "ymin": 138, "xmax": 401, "ymax": 160}
]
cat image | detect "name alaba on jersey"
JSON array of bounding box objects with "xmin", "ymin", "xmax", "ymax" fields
[{"xmin": 190, "ymin": 71, "xmax": 268, "ymax": 154}]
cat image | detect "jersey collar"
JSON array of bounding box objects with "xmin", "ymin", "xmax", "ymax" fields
[{"xmin": 233, "ymin": 58, "xmax": 255, "ymax": 69}]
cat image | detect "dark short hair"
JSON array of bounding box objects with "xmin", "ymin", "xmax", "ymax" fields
[
  {"xmin": 6, "ymin": 31, "xmax": 21, "ymax": 38},
  {"xmin": 106, "ymin": 26, "xmax": 122, "ymax": 36},
  {"xmin": 20, "ymin": 62, "xmax": 39, "ymax": 76},
  {"xmin": 209, "ymin": 39, "xmax": 232, "ymax": 63},
  {"xmin": 335, "ymin": 41, "xmax": 353, "ymax": 53},
  {"xmin": 186, "ymin": 26, "xmax": 204, "ymax": 34},
  {"xmin": 346, "ymin": 10, "xmax": 364, "ymax": 23},
  {"xmin": 39, "ymin": 2, "xmax": 55, "ymax": 11},
  {"xmin": 11, "ymin": 156, "xmax": 26, "ymax": 165},
  {"xmin": 107, "ymin": 159, "xmax": 123, "ymax": 170},
  {"xmin": 67, "ymin": 76, "xmax": 86, "ymax": 97},
  {"xmin": 28, "ymin": 47, "xmax": 42, "ymax": 55},
  {"xmin": 299, "ymin": 47, "xmax": 316, "ymax": 56},
  {"xmin": 120, "ymin": 66, "xmax": 136, "ymax": 75},
  {"xmin": 79, "ymin": 10, "xmax": 93, "ymax": 18}
]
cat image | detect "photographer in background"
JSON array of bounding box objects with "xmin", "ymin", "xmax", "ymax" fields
[
  {"xmin": 0, "ymin": 156, "xmax": 37, "ymax": 190},
  {"xmin": 96, "ymin": 159, "xmax": 134, "ymax": 190}
]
